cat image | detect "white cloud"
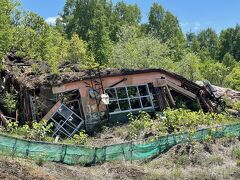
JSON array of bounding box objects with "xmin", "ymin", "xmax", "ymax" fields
[
  {"xmin": 180, "ymin": 22, "xmax": 189, "ymax": 27},
  {"xmin": 193, "ymin": 22, "xmax": 201, "ymax": 30},
  {"xmin": 45, "ymin": 16, "xmax": 59, "ymax": 25}
]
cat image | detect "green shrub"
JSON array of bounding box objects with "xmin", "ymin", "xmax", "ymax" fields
[
  {"xmin": 233, "ymin": 101, "xmax": 240, "ymax": 111},
  {"xmin": 73, "ymin": 131, "xmax": 88, "ymax": 145},
  {"xmin": 63, "ymin": 131, "xmax": 88, "ymax": 145},
  {"xmin": 128, "ymin": 111, "xmax": 153, "ymax": 140},
  {"xmin": 127, "ymin": 108, "xmax": 237, "ymax": 140},
  {"xmin": 2, "ymin": 120, "xmax": 53, "ymax": 141},
  {"xmin": 5, "ymin": 121, "xmax": 18, "ymax": 133},
  {"xmin": 1, "ymin": 91, "xmax": 17, "ymax": 113},
  {"xmin": 30, "ymin": 120, "xmax": 53, "ymax": 140}
]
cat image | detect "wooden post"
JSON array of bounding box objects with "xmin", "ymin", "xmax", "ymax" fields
[
  {"xmin": 165, "ymin": 85, "xmax": 176, "ymax": 108},
  {"xmin": 0, "ymin": 110, "xmax": 7, "ymax": 127}
]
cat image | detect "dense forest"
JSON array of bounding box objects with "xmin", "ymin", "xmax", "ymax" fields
[{"xmin": 1, "ymin": 0, "xmax": 240, "ymax": 90}]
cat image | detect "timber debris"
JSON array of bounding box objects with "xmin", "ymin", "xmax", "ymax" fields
[{"xmin": 0, "ymin": 53, "xmax": 228, "ymax": 137}]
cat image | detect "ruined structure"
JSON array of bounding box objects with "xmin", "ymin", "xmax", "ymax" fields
[{"xmin": 0, "ymin": 54, "xmax": 225, "ymax": 137}]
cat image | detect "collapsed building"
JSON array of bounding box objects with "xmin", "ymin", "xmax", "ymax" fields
[{"xmin": 0, "ymin": 54, "xmax": 225, "ymax": 137}]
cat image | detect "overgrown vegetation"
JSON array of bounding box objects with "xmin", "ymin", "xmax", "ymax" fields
[
  {"xmin": 0, "ymin": 108, "xmax": 238, "ymax": 146},
  {"xmin": 0, "ymin": 119, "xmax": 53, "ymax": 141},
  {"xmin": 0, "ymin": 91, "xmax": 17, "ymax": 114},
  {"xmin": 62, "ymin": 131, "xmax": 89, "ymax": 145},
  {"xmin": 1, "ymin": 0, "xmax": 240, "ymax": 90},
  {"xmin": 0, "ymin": 119, "xmax": 89, "ymax": 145},
  {"xmin": 128, "ymin": 109, "xmax": 238, "ymax": 140}
]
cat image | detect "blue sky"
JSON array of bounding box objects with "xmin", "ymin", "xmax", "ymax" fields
[{"xmin": 20, "ymin": 0, "xmax": 240, "ymax": 34}]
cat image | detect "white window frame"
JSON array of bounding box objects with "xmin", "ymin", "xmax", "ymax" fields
[{"xmin": 105, "ymin": 84, "xmax": 154, "ymax": 115}]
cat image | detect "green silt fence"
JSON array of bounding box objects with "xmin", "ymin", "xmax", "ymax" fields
[{"xmin": 0, "ymin": 123, "xmax": 240, "ymax": 165}]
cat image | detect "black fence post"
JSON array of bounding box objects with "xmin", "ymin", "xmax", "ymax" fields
[
  {"xmin": 25, "ymin": 140, "xmax": 30, "ymax": 158},
  {"xmin": 11, "ymin": 138, "xmax": 17, "ymax": 157}
]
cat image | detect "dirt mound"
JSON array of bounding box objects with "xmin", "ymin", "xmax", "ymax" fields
[
  {"xmin": 145, "ymin": 137, "xmax": 240, "ymax": 179},
  {"xmin": 0, "ymin": 157, "xmax": 55, "ymax": 180}
]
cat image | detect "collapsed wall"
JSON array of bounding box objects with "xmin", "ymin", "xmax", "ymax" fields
[{"xmin": 0, "ymin": 53, "xmax": 227, "ymax": 137}]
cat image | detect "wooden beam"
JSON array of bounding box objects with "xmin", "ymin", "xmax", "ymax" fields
[
  {"xmin": 199, "ymin": 91, "xmax": 214, "ymax": 112},
  {"xmin": 155, "ymin": 87, "xmax": 167, "ymax": 110},
  {"xmin": 165, "ymin": 85, "xmax": 176, "ymax": 108},
  {"xmin": 166, "ymin": 81, "xmax": 197, "ymax": 100},
  {"xmin": 43, "ymin": 100, "xmax": 62, "ymax": 120},
  {"xmin": 109, "ymin": 78, "xmax": 127, "ymax": 88}
]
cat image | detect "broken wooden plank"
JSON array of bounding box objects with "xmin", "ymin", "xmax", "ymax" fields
[
  {"xmin": 166, "ymin": 80, "xmax": 197, "ymax": 100},
  {"xmin": 165, "ymin": 85, "xmax": 176, "ymax": 108},
  {"xmin": 43, "ymin": 100, "xmax": 62, "ymax": 120},
  {"xmin": 199, "ymin": 91, "xmax": 214, "ymax": 112},
  {"xmin": 155, "ymin": 87, "xmax": 167, "ymax": 110}
]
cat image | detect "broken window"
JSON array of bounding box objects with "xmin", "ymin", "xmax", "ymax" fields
[
  {"xmin": 105, "ymin": 84, "xmax": 153, "ymax": 114},
  {"xmin": 138, "ymin": 85, "xmax": 148, "ymax": 96},
  {"xmin": 58, "ymin": 89, "xmax": 84, "ymax": 118},
  {"xmin": 117, "ymin": 87, "xmax": 128, "ymax": 99},
  {"xmin": 108, "ymin": 101, "xmax": 119, "ymax": 112},
  {"xmin": 130, "ymin": 98, "xmax": 141, "ymax": 109},
  {"xmin": 128, "ymin": 86, "xmax": 138, "ymax": 98},
  {"xmin": 105, "ymin": 88, "xmax": 117, "ymax": 100},
  {"xmin": 141, "ymin": 97, "xmax": 152, "ymax": 107},
  {"xmin": 119, "ymin": 99, "xmax": 130, "ymax": 110},
  {"xmin": 48, "ymin": 103, "xmax": 84, "ymax": 138}
]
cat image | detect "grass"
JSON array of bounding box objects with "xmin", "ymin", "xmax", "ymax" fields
[
  {"xmin": 170, "ymin": 168, "xmax": 183, "ymax": 180},
  {"xmin": 231, "ymin": 146, "xmax": 240, "ymax": 159},
  {"xmin": 173, "ymin": 154, "xmax": 191, "ymax": 167},
  {"xmin": 205, "ymin": 154, "xmax": 224, "ymax": 166},
  {"xmin": 236, "ymin": 160, "xmax": 240, "ymax": 167}
]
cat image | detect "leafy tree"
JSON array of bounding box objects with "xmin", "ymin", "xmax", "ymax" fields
[
  {"xmin": 148, "ymin": 3, "xmax": 185, "ymax": 61},
  {"xmin": 200, "ymin": 61, "xmax": 228, "ymax": 86},
  {"xmin": 177, "ymin": 53, "xmax": 202, "ymax": 81},
  {"xmin": 61, "ymin": 0, "xmax": 112, "ymax": 64},
  {"xmin": 148, "ymin": 2, "xmax": 165, "ymax": 36},
  {"xmin": 67, "ymin": 32, "xmax": 87, "ymax": 64},
  {"xmin": 0, "ymin": 0, "xmax": 18, "ymax": 69},
  {"xmin": 55, "ymin": 17, "xmax": 64, "ymax": 34},
  {"xmin": 87, "ymin": 3, "xmax": 112, "ymax": 64},
  {"xmin": 109, "ymin": 26, "xmax": 174, "ymax": 70},
  {"xmin": 148, "ymin": 3, "xmax": 184, "ymax": 44},
  {"xmin": 110, "ymin": 1, "xmax": 141, "ymax": 41},
  {"xmin": 60, "ymin": 0, "xmax": 77, "ymax": 38},
  {"xmin": 22, "ymin": 12, "xmax": 46, "ymax": 31},
  {"xmin": 222, "ymin": 53, "xmax": 236, "ymax": 70},
  {"xmin": 11, "ymin": 26, "xmax": 42, "ymax": 60},
  {"xmin": 62, "ymin": 0, "xmax": 112, "ymax": 40},
  {"xmin": 10, "ymin": 12, "xmax": 45, "ymax": 59},
  {"xmin": 10, "ymin": 11, "xmax": 70, "ymax": 74},
  {"xmin": 43, "ymin": 27, "xmax": 68, "ymax": 74},
  {"xmin": 197, "ymin": 28, "xmax": 218, "ymax": 59},
  {"xmin": 225, "ymin": 66, "xmax": 240, "ymax": 90},
  {"xmin": 219, "ymin": 25, "xmax": 240, "ymax": 61},
  {"xmin": 186, "ymin": 32, "xmax": 200, "ymax": 53}
]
